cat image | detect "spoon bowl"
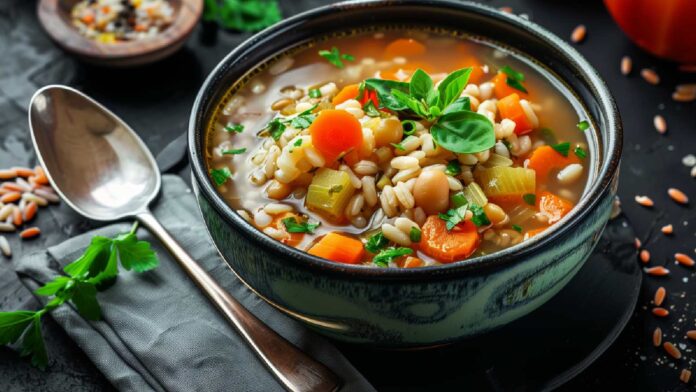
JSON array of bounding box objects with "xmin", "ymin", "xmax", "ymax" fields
[
  {"xmin": 28, "ymin": 85, "xmax": 159, "ymax": 221},
  {"xmin": 28, "ymin": 85, "xmax": 341, "ymax": 392}
]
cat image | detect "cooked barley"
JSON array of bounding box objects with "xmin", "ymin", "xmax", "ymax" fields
[
  {"xmin": 675, "ymin": 253, "xmax": 695, "ymax": 267},
  {"xmin": 653, "ymin": 115, "xmax": 667, "ymax": 134},
  {"xmin": 570, "ymin": 24, "xmax": 586, "ymax": 43},
  {"xmin": 664, "ymin": 342, "xmax": 682, "ymax": 359},
  {"xmin": 620, "ymin": 56, "xmax": 632, "ymax": 75},
  {"xmin": 382, "ymin": 223, "xmax": 411, "ymax": 246},
  {"xmin": 640, "ymin": 68, "xmax": 660, "ymax": 85},
  {"xmin": 654, "ymin": 287, "xmax": 666, "ymax": 306},
  {"xmin": 668, "ymin": 188, "xmax": 688, "ymax": 204}
]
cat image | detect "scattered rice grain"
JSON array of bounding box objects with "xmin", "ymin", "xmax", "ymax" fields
[
  {"xmin": 639, "ymin": 249, "xmax": 651, "ymax": 264},
  {"xmin": 570, "ymin": 24, "xmax": 586, "ymax": 43},
  {"xmin": 620, "ymin": 56, "xmax": 632, "ymax": 75},
  {"xmin": 19, "ymin": 227, "xmax": 41, "ymax": 239},
  {"xmin": 640, "ymin": 68, "xmax": 660, "ymax": 85},
  {"xmin": 634, "ymin": 195, "xmax": 654, "ymax": 207},
  {"xmin": 646, "ymin": 266, "xmax": 670, "ymax": 276},
  {"xmin": 653, "ymin": 327, "xmax": 662, "ymax": 347},
  {"xmin": 654, "ymin": 286, "xmax": 666, "ymax": 306},
  {"xmin": 675, "ymin": 253, "xmax": 695, "ymax": 267},
  {"xmin": 654, "ymin": 115, "xmax": 667, "ymax": 134},
  {"xmin": 668, "ymin": 188, "xmax": 688, "ymax": 204},
  {"xmin": 653, "ymin": 307, "xmax": 669, "ymax": 317},
  {"xmin": 664, "ymin": 342, "xmax": 682, "ymax": 359},
  {"xmin": 661, "ymin": 224, "xmax": 673, "ymax": 235}
]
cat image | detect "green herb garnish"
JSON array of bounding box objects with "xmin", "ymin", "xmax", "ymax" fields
[
  {"xmin": 439, "ymin": 205, "xmax": 469, "ymax": 231},
  {"xmin": 391, "ymin": 142, "xmax": 405, "ymax": 151},
  {"xmin": 222, "ymin": 148, "xmax": 247, "ymax": 155},
  {"xmin": 289, "ymin": 105, "xmax": 317, "ymax": 129},
  {"xmin": 328, "ymin": 185, "xmax": 344, "ymax": 195},
  {"xmin": 409, "ymin": 227, "xmax": 422, "ymax": 242},
  {"xmin": 512, "ymin": 224, "xmax": 522, "ymax": 232},
  {"xmin": 293, "ymin": 138, "xmax": 303, "ymax": 147},
  {"xmin": 264, "ymin": 105, "xmax": 317, "ymax": 140},
  {"xmin": 450, "ymin": 192, "xmax": 468, "ymax": 208},
  {"xmin": 282, "ymin": 217, "xmax": 320, "ymax": 234},
  {"xmin": 500, "ymin": 65, "xmax": 528, "ymax": 94},
  {"xmin": 365, "ymin": 231, "xmax": 389, "ymax": 253},
  {"xmin": 309, "ymin": 88, "xmax": 322, "ymax": 98},
  {"xmin": 224, "ymin": 122, "xmax": 244, "ymax": 133},
  {"xmin": 266, "ymin": 118, "xmax": 286, "ymax": 141},
  {"xmin": 373, "ymin": 247, "xmax": 413, "ymax": 267},
  {"xmin": 469, "ymin": 204, "xmax": 491, "ymax": 227},
  {"xmin": 574, "ymin": 146, "xmax": 587, "ymax": 159},
  {"xmin": 401, "ymin": 120, "xmax": 418, "ymax": 136},
  {"xmin": 203, "ymin": 0, "xmax": 281, "ymax": 32},
  {"xmin": 0, "ymin": 223, "xmax": 158, "ymax": 368},
  {"xmin": 318, "ymin": 47, "xmax": 355, "ymax": 69},
  {"xmin": 577, "ymin": 120, "xmax": 590, "ymax": 131},
  {"xmin": 523, "ymin": 193, "xmax": 536, "ymax": 206},
  {"xmin": 210, "ymin": 167, "xmax": 232, "ymax": 186},
  {"xmin": 363, "ymin": 100, "xmax": 381, "ymax": 117},
  {"xmin": 445, "ymin": 160, "xmax": 462, "ymax": 176},
  {"xmin": 551, "ymin": 142, "xmax": 571, "ymax": 157}
]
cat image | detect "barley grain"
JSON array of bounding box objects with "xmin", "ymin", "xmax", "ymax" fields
[
  {"xmin": 570, "ymin": 24, "xmax": 586, "ymax": 43},
  {"xmin": 654, "ymin": 115, "xmax": 667, "ymax": 134},
  {"xmin": 664, "ymin": 342, "xmax": 682, "ymax": 359},
  {"xmin": 668, "ymin": 188, "xmax": 688, "ymax": 204},
  {"xmin": 620, "ymin": 56, "xmax": 632, "ymax": 75},
  {"xmin": 654, "ymin": 286, "xmax": 666, "ymax": 306}
]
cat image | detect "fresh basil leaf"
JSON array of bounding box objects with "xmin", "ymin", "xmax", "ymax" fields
[
  {"xmin": 365, "ymin": 231, "xmax": 389, "ymax": 253},
  {"xmin": 0, "ymin": 311, "xmax": 36, "ymax": 346},
  {"xmin": 431, "ymin": 111, "xmax": 495, "ymax": 154},
  {"xmin": 363, "ymin": 79, "xmax": 410, "ymax": 110},
  {"xmin": 20, "ymin": 315, "xmax": 47, "ymax": 369},
  {"xmin": 391, "ymin": 89, "xmax": 427, "ymax": 117},
  {"xmin": 70, "ymin": 282, "xmax": 101, "ymax": 321},
  {"xmin": 63, "ymin": 236, "xmax": 113, "ymax": 279},
  {"xmin": 113, "ymin": 232, "xmax": 160, "ymax": 273},
  {"xmin": 469, "ymin": 204, "xmax": 490, "ymax": 227},
  {"xmin": 34, "ymin": 276, "xmax": 72, "ymax": 297},
  {"xmin": 282, "ymin": 217, "xmax": 320, "ymax": 234},
  {"xmin": 442, "ymin": 96, "xmax": 471, "ymax": 115},
  {"xmin": 409, "ymin": 69, "xmax": 433, "ymax": 100},
  {"xmin": 523, "ymin": 193, "xmax": 536, "ymax": 206},
  {"xmin": 437, "ymin": 67, "xmax": 472, "ymax": 109},
  {"xmin": 426, "ymin": 89, "xmax": 440, "ymax": 109},
  {"xmin": 551, "ymin": 142, "xmax": 571, "ymax": 157},
  {"xmin": 210, "ymin": 167, "xmax": 232, "ymax": 186},
  {"xmin": 373, "ymin": 247, "xmax": 413, "ymax": 267}
]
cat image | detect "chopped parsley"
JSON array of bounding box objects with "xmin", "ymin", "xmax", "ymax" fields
[
  {"xmin": 523, "ymin": 193, "xmax": 536, "ymax": 206},
  {"xmin": 293, "ymin": 138, "xmax": 303, "ymax": 147},
  {"xmin": 308, "ymin": 88, "xmax": 322, "ymax": 98},
  {"xmin": 266, "ymin": 118, "xmax": 286, "ymax": 141},
  {"xmin": 224, "ymin": 122, "xmax": 244, "ymax": 133},
  {"xmin": 373, "ymin": 247, "xmax": 413, "ymax": 267},
  {"xmin": 391, "ymin": 142, "xmax": 405, "ymax": 151},
  {"xmin": 577, "ymin": 120, "xmax": 590, "ymax": 131},
  {"xmin": 438, "ymin": 205, "xmax": 469, "ymax": 231},
  {"xmin": 363, "ymin": 100, "xmax": 381, "ymax": 117},
  {"xmin": 574, "ymin": 146, "xmax": 587, "ymax": 159},
  {"xmin": 318, "ymin": 47, "xmax": 355, "ymax": 69},
  {"xmin": 551, "ymin": 142, "xmax": 571, "ymax": 157},
  {"xmin": 500, "ymin": 65, "xmax": 528, "ymax": 94},
  {"xmin": 222, "ymin": 148, "xmax": 247, "ymax": 155},
  {"xmin": 282, "ymin": 217, "xmax": 320, "ymax": 234},
  {"xmin": 210, "ymin": 167, "xmax": 232, "ymax": 186},
  {"xmin": 264, "ymin": 105, "xmax": 317, "ymax": 140},
  {"xmin": 401, "ymin": 120, "xmax": 418, "ymax": 136},
  {"xmin": 512, "ymin": 224, "xmax": 522, "ymax": 232},
  {"xmin": 409, "ymin": 227, "xmax": 422, "ymax": 242},
  {"xmin": 328, "ymin": 185, "xmax": 344, "ymax": 195},
  {"xmin": 469, "ymin": 204, "xmax": 491, "ymax": 227},
  {"xmin": 445, "ymin": 160, "xmax": 462, "ymax": 176},
  {"xmin": 365, "ymin": 231, "xmax": 389, "ymax": 253}
]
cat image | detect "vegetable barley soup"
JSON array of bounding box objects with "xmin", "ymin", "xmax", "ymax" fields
[{"xmin": 205, "ymin": 30, "xmax": 594, "ymax": 268}]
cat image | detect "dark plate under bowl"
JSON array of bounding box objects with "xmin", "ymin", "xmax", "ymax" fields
[{"xmin": 188, "ymin": 0, "xmax": 623, "ymax": 346}]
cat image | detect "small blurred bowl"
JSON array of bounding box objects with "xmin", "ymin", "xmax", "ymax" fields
[{"xmin": 37, "ymin": 0, "xmax": 203, "ymax": 67}]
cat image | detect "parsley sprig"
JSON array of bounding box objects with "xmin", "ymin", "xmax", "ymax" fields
[
  {"xmin": 263, "ymin": 105, "xmax": 318, "ymax": 141},
  {"xmin": 0, "ymin": 223, "xmax": 159, "ymax": 368},
  {"xmin": 282, "ymin": 217, "xmax": 320, "ymax": 234},
  {"xmin": 318, "ymin": 47, "xmax": 355, "ymax": 69},
  {"xmin": 373, "ymin": 247, "xmax": 413, "ymax": 267},
  {"xmin": 500, "ymin": 65, "xmax": 528, "ymax": 94}
]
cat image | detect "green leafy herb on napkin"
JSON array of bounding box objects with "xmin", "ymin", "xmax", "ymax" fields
[
  {"xmin": 0, "ymin": 222, "xmax": 159, "ymax": 369},
  {"xmin": 203, "ymin": 0, "xmax": 282, "ymax": 32}
]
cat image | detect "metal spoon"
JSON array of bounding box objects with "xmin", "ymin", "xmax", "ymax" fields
[{"xmin": 28, "ymin": 85, "xmax": 341, "ymax": 392}]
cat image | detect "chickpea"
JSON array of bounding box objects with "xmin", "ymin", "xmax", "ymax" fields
[
  {"xmin": 483, "ymin": 203, "xmax": 507, "ymax": 225},
  {"xmin": 413, "ymin": 170, "xmax": 449, "ymax": 215},
  {"xmin": 373, "ymin": 117, "xmax": 403, "ymax": 147}
]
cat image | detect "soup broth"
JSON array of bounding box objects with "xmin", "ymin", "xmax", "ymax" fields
[{"xmin": 204, "ymin": 29, "xmax": 593, "ymax": 268}]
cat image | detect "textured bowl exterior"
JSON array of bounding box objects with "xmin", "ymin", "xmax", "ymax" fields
[{"xmin": 188, "ymin": 0, "xmax": 623, "ymax": 347}]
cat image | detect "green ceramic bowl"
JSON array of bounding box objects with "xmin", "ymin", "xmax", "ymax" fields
[{"xmin": 188, "ymin": 0, "xmax": 622, "ymax": 347}]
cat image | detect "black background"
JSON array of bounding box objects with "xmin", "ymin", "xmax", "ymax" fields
[{"xmin": 0, "ymin": 0, "xmax": 695, "ymax": 390}]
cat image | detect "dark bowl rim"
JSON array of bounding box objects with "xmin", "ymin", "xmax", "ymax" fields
[{"xmin": 188, "ymin": 0, "xmax": 623, "ymax": 281}]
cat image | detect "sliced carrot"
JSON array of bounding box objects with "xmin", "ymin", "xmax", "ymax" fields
[
  {"xmin": 496, "ymin": 93, "xmax": 533, "ymax": 134},
  {"xmin": 527, "ymin": 145, "xmax": 580, "ymax": 181},
  {"xmin": 537, "ymin": 191, "xmax": 574, "ymax": 224},
  {"xmin": 310, "ymin": 109, "xmax": 363, "ymax": 162},
  {"xmin": 402, "ymin": 256, "xmax": 423, "ymax": 268},
  {"xmin": 270, "ymin": 212, "xmax": 305, "ymax": 247},
  {"xmin": 420, "ymin": 216, "xmax": 480, "ymax": 263},
  {"xmin": 384, "ymin": 38, "xmax": 426, "ymax": 59},
  {"xmin": 308, "ymin": 232, "xmax": 364, "ymax": 264},
  {"xmin": 332, "ymin": 84, "xmax": 360, "ymax": 106},
  {"xmin": 492, "ymin": 73, "xmax": 529, "ymax": 100}
]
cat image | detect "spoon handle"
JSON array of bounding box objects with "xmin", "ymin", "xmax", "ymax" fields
[{"xmin": 136, "ymin": 210, "xmax": 342, "ymax": 392}]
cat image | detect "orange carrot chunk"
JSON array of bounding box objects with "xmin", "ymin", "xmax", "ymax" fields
[
  {"xmin": 525, "ymin": 227, "xmax": 548, "ymax": 238},
  {"xmin": 332, "ymin": 84, "xmax": 361, "ymax": 106},
  {"xmin": 496, "ymin": 93, "xmax": 533, "ymax": 134},
  {"xmin": 308, "ymin": 232, "xmax": 364, "ymax": 264},
  {"xmin": 420, "ymin": 216, "xmax": 480, "ymax": 263},
  {"xmin": 537, "ymin": 191, "xmax": 574, "ymax": 224},
  {"xmin": 527, "ymin": 145, "xmax": 580, "ymax": 181},
  {"xmin": 271, "ymin": 212, "xmax": 305, "ymax": 248},
  {"xmin": 384, "ymin": 38, "xmax": 426, "ymax": 59},
  {"xmin": 310, "ymin": 109, "xmax": 363, "ymax": 162}
]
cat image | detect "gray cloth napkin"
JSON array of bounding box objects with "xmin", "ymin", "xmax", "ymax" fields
[{"xmin": 14, "ymin": 175, "xmax": 375, "ymax": 392}]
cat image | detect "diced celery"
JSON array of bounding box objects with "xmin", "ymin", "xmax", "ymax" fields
[
  {"xmin": 482, "ymin": 153, "xmax": 513, "ymax": 168},
  {"xmin": 474, "ymin": 166, "xmax": 535, "ymax": 198},
  {"xmin": 462, "ymin": 182, "xmax": 488, "ymax": 206},
  {"xmin": 306, "ymin": 168, "xmax": 355, "ymax": 220},
  {"xmin": 376, "ymin": 174, "xmax": 392, "ymax": 190}
]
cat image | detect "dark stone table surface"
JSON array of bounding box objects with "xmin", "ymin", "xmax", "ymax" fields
[{"xmin": 0, "ymin": 0, "xmax": 694, "ymax": 390}]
